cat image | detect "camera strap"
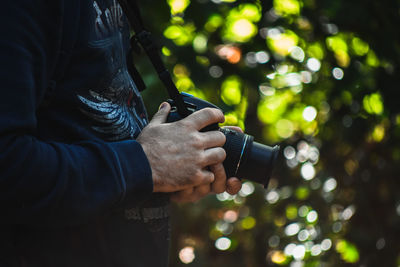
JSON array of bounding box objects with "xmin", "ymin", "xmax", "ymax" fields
[{"xmin": 118, "ymin": 0, "xmax": 191, "ymax": 117}]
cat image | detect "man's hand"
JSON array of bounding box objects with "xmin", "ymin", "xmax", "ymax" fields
[
  {"xmin": 137, "ymin": 102, "xmax": 227, "ymax": 193},
  {"xmin": 170, "ymin": 126, "xmax": 243, "ymax": 203}
]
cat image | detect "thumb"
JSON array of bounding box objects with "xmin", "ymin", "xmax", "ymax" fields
[
  {"xmin": 226, "ymin": 177, "xmax": 242, "ymax": 195},
  {"xmin": 149, "ymin": 102, "xmax": 171, "ymax": 125}
]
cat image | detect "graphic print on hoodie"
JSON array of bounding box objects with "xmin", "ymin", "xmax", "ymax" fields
[{"xmin": 77, "ymin": 0, "xmax": 148, "ymax": 141}]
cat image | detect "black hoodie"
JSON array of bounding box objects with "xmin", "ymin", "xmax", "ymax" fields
[{"xmin": 0, "ymin": 0, "xmax": 169, "ymax": 266}]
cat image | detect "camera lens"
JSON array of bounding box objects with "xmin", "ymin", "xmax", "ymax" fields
[{"xmin": 221, "ymin": 128, "xmax": 280, "ymax": 187}]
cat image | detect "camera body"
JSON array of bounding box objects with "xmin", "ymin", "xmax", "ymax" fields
[{"xmin": 167, "ymin": 92, "xmax": 279, "ymax": 188}]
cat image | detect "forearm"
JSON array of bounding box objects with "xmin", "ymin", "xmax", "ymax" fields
[{"xmin": 0, "ymin": 135, "xmax": 153, "ymax": 226}]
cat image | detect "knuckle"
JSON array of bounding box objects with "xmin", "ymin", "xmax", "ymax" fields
[
  {"xmin": 206, "ymin": 172, "xmax": 215, "ymax": 183},
  {"xmin": 208, "ymin": 131, "xmax": 226, "ymax": 146},
  {"xmin": 201, "ymin": 107, "xmax": 214, "ymax": 115},
  {"xmin": 204, "ymin": 108, "xmax": 221, "ymax": 121},
  {"xmin": 198, "ymin": 153, "xmax": 207, "ymax": 165},
  {"xmin": 217, "ymin": 148, "xmax": 227, "ymax": 161},
  {"xmin": 193, "ymin": 169, "xmax": 204, "ymax": 181},
  {"xmin": 217, "ymin": 131, "xmax": 227, "ymax": 143},
  {"xmin": 191, "ymin": 134, "xmax": 204, "ymax": 147}
]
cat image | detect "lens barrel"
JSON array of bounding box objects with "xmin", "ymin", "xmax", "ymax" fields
[{"xmin": 221, "ymin": 128, "xmax": 279, "ymax": 187}]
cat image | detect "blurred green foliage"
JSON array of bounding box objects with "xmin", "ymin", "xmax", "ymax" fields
[{"xmin": 137, "ymin": 0, "xmax": 400, "ymax": 266}]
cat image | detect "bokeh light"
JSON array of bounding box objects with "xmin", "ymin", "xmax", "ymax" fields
[
  {"xmin": 216, "ymin": 45, "xmax": 242, "ymax": 64},
  {"xmin": 284, "ymin": 146, "xmax": 296, "ymax": 159},
  {"xmin": 285, "ymin": 223, "xmax": 300, "ymax": 236},
  {"xmin": 216, "ymin": 192, "xmax": 235, "ymax": 201},
  {"xmin": 239, "ymin": 182, "xmax": 255, "ymax": 197},
  {"xmin": 232, "ymin": 19, "xmax": 256, "ymax": 40},
  {"xmin": 297, "ymin": 229, "xmax": 309, "ymax": 241},
  {"xmin": 193, "ymin": 34, "xmax": 208, "ymax": 53},
  {"xmin": 396, "ymin": 204, "xmax": 400, "ymax": 216},
  {"xmin": 321, "ymin": 239, "xmax": 332, "ymax": 251},
  {"xmin": 298, "ymin": 205, "xmax": 309, "ymax": 217},
  {"xmin": 215, "ymin": 237, "xmax": 231, "ymax": 250},
  {"xmin": 306, "ymin": 210, "xmax": 318, "ymax": 223},
  {"xmin": 300, "ymin": 71, "xmax": 312, "ymax": 83},
  {"xmin": 276, "ymin": 119, "xmax": 295, "ymax": 138},
  {"xmin": 270, "ymin": 250, "xmax": 287, "ymax": 264},
  {"xmin": 216, "ymin": 220, "xmax": 233, "ymax": 235},
  {"xmin": 167, "ymin": 0, "xmax": 190, "ymax": 15},
  {"xmin": 290, "ymin": 260, "xmax": 304, "ymax": 267},
  {"xmin": 268, "ymin": 235, "xmax": 281, "ymax": 248},
  {"xmin": 284, "ymin": 243, "xmax": 297, "ymax": 256},
  {"xmin": 311, "ymin": 244, "xmax": 322, "ymax": 256},
  {"xmin": 323, "ymin": 177, "xmax": 337, "ymax": 192},
  {"xmin": 179, "ymin": 246, "xmax": 195, "ymax": 264},
  {"xmin": 241, "ymin": 216, "xmax": 256, "ymax": 229},
  {"xmin": 335, "ymin": 240, "xmax": 359, "ymax": 263},
  {"xmin": 290, "ymin": 46, "xmax": 305, "ymax": 62},
  {"xmin": 223, "ymin": 4, "xmax": 261, "ymax": 42},
  {"xmin": 209, "ymin": 65, "xmax": 223, "ymax": 78},
  {"xmin": 303, "ymin": 106, "xmax": 317, "ymax": 122},
  {"xmin": 267, "ymin": 30, "xmax": 299, "ymax": 56},
  {"xmin": 255, "ymin": 51, "xmax": 270, "ymax": 64},
  {"xmin": 292, "ymin": 245, "xmax": 306, "ymax": 260},
  {"xmin": 245, "ymin": 52, "xmax": 257, "ymax": 67},
  {"xmin": 274, "ymin": 0, "xmax": 301, "ymax": 17},
  {"xmin": 376, "ymin": 238, "xmax": 386, "ymax": 250},
  {"xmin": 221, "ymin": 76, "xmax": 242, "ymax": 105},
  {"xmin": 352, "ymin": 37, "xmax": 369, "ymax": 56},
  {"xmin": 266, "ymin": 190, "xmax": 280, "ymax": 204},
  {"xmin": 223, "ymin": 210, "xmax": 238, "ymax": 223},
  {"xmin": 363, "ymin": 93, "xmax": 384, "ymax": 115},
  {"xmin": 306, "ymin": 58, "xmax": 321, "ymax": 72},
  {"xmin": 332, "ymin": 67, "xmax": 344, "ymax": 80},
  {"xmin": 301, "ymin": 162, "xmax": 316, "ymax": 180},
  {"xmin": 164, "ymin": 24, "xmax": 196, "ymax": 45},
  {"xmin": 340, "ymin": 205, "xmax": 355, "ymax": 220}
]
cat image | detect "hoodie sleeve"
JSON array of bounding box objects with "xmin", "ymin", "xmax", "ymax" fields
[{"xmin": 0, "ymin": 0, "xmax": 153, "ymax": 226}]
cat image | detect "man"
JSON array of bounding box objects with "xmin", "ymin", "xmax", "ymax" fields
[{"xmin": 0, "ymin": 0, "xmax": 241, "ymax": 266}]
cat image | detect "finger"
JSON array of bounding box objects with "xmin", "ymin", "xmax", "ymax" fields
[
  {"xmin": 210, "ymin": 163, "xmax": 227, "ymax": 194},
  {"xmin": 148, "ymin": 102, "xmax": 171, "ymax": 125},
  {"xmin": 226, "ymin": 177, "xmax": 242, "ymax": 195},
  {"xmin": 202, "ymin": 147, "xmax": 226, "ymax": 166},
  {"xmin": 192, "ymin": 169, "xmax": 215, "ymax": 187},
  {"xmin": 222, "ymin": 126, "xmax": 243, "ymax": 133},
  {"xmin": 182, "ymin": 108, "xmax": 225, "ymax": 130},
  {"xmin": 199, "ymin": 130, "xmax": 226, "ymax": 148}
]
